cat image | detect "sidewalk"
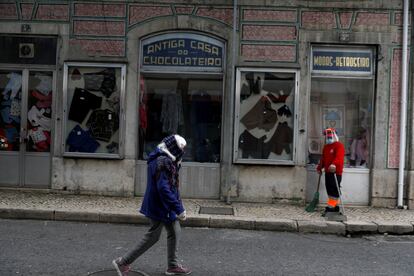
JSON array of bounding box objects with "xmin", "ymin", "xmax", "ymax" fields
[{"xmin": 1, "ymin": 188, "xmax": 414, "ymax": 236}]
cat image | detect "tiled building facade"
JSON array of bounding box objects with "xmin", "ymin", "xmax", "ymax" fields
[{"xmin": 0, "ymin": 0, "xmax": 412, "ymax": 209}]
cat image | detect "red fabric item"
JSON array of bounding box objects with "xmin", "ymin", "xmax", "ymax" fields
[
  {"xmin": 317, "ymin": 141, "xmax": 345, "ymax": 175},
  {"xmin": 139, "ymin": 105, "xmax": 147, "ymax": 130}
]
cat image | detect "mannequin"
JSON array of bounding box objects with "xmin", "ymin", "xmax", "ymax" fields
[{"xmin": 349, "ymin": 127, "xmax": 368, "ymax": 167}]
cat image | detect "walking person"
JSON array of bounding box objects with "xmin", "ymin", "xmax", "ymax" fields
[
  {"xmin": 316, "ymin": 128, "xmax": 345, "ymax": 216},
  {"xmin": 113, "ymin": 134, "xmax": 192, "ymax": 276}
]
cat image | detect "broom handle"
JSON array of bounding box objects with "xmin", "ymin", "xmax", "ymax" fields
[
  {"xmin": 316, "ymin": 173, "xmax": 321, "ymax": 191},
  {"xmin": 334, "ymin": 174, "xmax": 346, "ymax": 215}
]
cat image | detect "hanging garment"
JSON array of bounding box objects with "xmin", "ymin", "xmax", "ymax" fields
[
  {"xmin": 9, "ymin": 99, "xmax": 21, "ymax": 117},
  {"xmin": 100, "ymin": 68, "xmax": 116, "ymax": 98},
  {"xmin": 267, "ymin": 122, "xmax": 293, "ymax": 155},
  {"xmin": 71, "ymin": 68, "xmax": 81, "ymax": 80},
  {"xmin": 28, "ymin": 127, "xmax": 51, "ymax": 152},
  {"xmin": 66, "ymin": 125, "xmax": 100, "ymax": 153},
  {"xmin": 160, "ymin": 93, "xmax": 183, "ymax": 134},
  {"xmin": 27, "ymin": 106, "xmax": 51, "ymax": 131},
  {"xmin": 238, "ymin": 130, "xmax": 269, "ymax": 159},
  {"xmin": 350, "ymin": 138, "xmax": 368, "ymax": 165},
  {"xmin": 32, "ymin": 90, "xmax": 52, "ymax": 108},
  {"xmin": 83, "ymin": 72, "xmax": 104, "ymax": 91},
  {"xmin": 68, "ymin": 88, "xmax": 102, "ymax": 123},
  {"xmin": 277, "ymin": 105, "xmax": 292, "ymax": 117},
  {"xmin": 83, "ymin": 68, "xmax": 116, "ymax": 98},
  {"xmin": 1, "ymin": 100, "xmax": 20, "ymax": 124},
  {"xmin": 86, "ymin": 109, "xmax": 119, "ymax": 142},
  {"xmin": 106, "ymin": 92, "xmax": 120, "ymax": 113},
  {"xmin": 34, "ymin": 74, "xmax": 52, "ymax": 96},
  {"xmin": 3, "ymin": 72, "xmax": 22, "ymax": 100},
  {"xmin": 241, "ymin": 97, "xmax": 277, "ymax": 131},
  {"xmin": 245, "ymin": 73, "xmax": 261, "ymax": 94}
]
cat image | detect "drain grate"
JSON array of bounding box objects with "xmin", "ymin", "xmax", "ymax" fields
[
  {"xmin": 199, "ymin": 206, "xmax": 234, "ymax": 215},
  {"xmin": 88, "ymin": 270, "xmax": 149, "ymax": 276}
]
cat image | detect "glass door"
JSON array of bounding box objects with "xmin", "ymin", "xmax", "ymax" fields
[{"xmin": 0, "ymin": 69, "xmax": 54, "ymax": 187}]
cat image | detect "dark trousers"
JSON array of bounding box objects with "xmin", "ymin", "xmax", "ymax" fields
[
  {"xmin": 122, "ymin": 219, "xmax": 181, "ymax": 268},
  {"xmin": 325, "ymin": 173, "xmax": 342, "ymax": 198}
]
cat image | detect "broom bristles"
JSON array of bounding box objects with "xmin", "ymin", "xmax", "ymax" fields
[{"xmin": 305, "ymin": 192, "xmax": 319, "ymax": 212}]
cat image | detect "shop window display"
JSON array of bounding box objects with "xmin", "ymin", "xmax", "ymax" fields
[
  {"xmin": 27, "ymin": 71, "xmax": 53, "ymax": 152},
  {"xmin": 63, "ymin": 64, "xmax": 125, "ymax": 157},
  {"xmin": 234, "ymin": 68, "xmax": 298, "ymax": 164},
  {"xmin": 307, "ymin": 78, "xmax": 373, "ymax": 168},
  {"xmin": 0, "ymin": 71, "xmax": 22, "ymax": 152},
  {"xmin": 139, "ymin": 76, "xmax": 222, "ymax": 162}
]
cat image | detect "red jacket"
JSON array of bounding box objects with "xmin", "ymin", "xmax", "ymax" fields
[{"xmin": 317, "ymin": 141, "xmax": 345, "ymax": 175}]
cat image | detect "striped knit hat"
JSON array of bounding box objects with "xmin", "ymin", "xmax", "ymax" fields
[{"xmin": 162, "ymin": 134, "xmax": 186, "ymax": 160}]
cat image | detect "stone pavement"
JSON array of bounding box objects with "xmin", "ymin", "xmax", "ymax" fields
[{"xmin": 1, "ymin": 188, "xmax": 414, "ymax": 236}]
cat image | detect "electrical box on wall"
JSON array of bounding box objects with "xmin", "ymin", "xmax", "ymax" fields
[{"xmin": 19, "ymin": 43, "xmax": 34, "ymax": 58}]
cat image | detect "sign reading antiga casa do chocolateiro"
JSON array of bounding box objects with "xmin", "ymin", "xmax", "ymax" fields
[{"xmin": 141, "ymin": 32, "xmax": 224, "ymax": 72}]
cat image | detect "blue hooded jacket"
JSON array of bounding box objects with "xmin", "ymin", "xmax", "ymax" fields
[{"xmin": 140, "ymin": 148, "xmax": 185, "ymax": 223}]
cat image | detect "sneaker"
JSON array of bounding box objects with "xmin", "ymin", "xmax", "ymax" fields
[
  {"xmin": 165, "ymin": 265, "xmax": 192, "ymax": 275},
  {"xmin": 112, "ymin": 257, "xmax": 131, "ymax": 276}
]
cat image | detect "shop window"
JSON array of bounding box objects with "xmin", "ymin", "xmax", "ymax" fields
[
  {"xmin": 63, "ymin": 63, "xmax": 125, "ymax": 158},
  {"xmin": 308, "ymin": 78, "xmax": 373, "ymax": 168},
  {"xmin": 27, "ymin": 71, "xmax": 53, "ymax": 152},
  {"xmin": 308, "ymin": 46, "xmax": 375, "ymax": 169},
  {"xmin": 0, "ymin": 71, "xmax": 22, "ymax": 151},
  {"xmin": 139, "ymin": 75, "xmax": 222, "ymax": 162},
  {"xmin": 233, "ymin": 68, "xmax": 298, "ymax": 164}
]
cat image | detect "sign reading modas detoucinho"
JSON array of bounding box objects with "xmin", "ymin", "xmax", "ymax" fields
[
  {"xmin": 141, "ymin": 33, "xmax": 225, "ymax": 72},
  {"xmin": 312, "ymin": 47, "xmax": 373, "ymax": 75}
]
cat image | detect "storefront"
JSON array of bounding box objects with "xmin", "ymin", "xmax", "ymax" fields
[
  {"xmin": 0, "ymin": 35, "xmax": 57, "ymax": 188},
  {"xmin": 0, "ymin": 1, "xmax": 410, "ymax": 207},
  {"xmin": 306, "ymin": 46, "xmax": 376, "ymax": 206},
  {"xmin": 135, "ymin": 32, "xmax": 225, "ymax": 198}
]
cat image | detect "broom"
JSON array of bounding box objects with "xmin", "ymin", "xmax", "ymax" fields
[{"xmin": 305, "ymin": 173, "xmax": 321, "ymax": 212}]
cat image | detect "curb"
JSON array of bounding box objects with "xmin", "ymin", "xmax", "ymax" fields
[{"xmin": 1, "ymin": 208, "xmax": 414, "ymax": 236}]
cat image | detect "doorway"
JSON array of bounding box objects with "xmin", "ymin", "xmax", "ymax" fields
[
  {"xmin": 0, "ymin": 69, "xmax": 54, "ymax": 188},
  {"xmin": 135, "ymin": 74, "xmax": 223, "ymax": 198}
]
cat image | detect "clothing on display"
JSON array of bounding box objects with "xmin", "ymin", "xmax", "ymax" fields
[
  {"xmin": 267, "ymin": 92, "xmax": 288, "ymax": 103},
  {"xmin": 2, "ymin": 72, "xmax": 22, "ymax": 100},
  {"xmin": 1, "ymin": 101, "xmax": 20, "ymax": 124},
  {"xmin": 267, "ymin": 122, "xmax": 293, "ymax": 155},
  {"xmin": 100, "ymin": 68, "xmax": 116, "ymax": 98},
  {"xmin": 71, "ymin": 68, "xmax": 81, "ymax": 81},
  {"xmin": 277, "ymin": 105, "xmax": 292, "ymax": 117},
  {"xmin": 83, "ymin": 72, "xmax": 104, "ymax": 91},
  {"xmin": 31, "ymin": 90, "xmax": 52, "ymax": 108},
  {"xmin": 83, "ymin": 68, "xmax": 116, "ymax": 98},
  {"xmin": 33, "ymin": 74, "xmax": 52, "ymax": 96},
  {"xmin": 86, "ymin": 109, "xmax": 119, "ymax": 142},
  {"xmin": 350, "ymin": 129, "xmax": 368, "ymax": 166},
  {"xmin": 66, "ymin": 124, "xmax": 100, "ymax": 153},
  {"xmin": 239, "ymin": 130, "xmax": 269, "ymax": 159},
  {"xmin": 245, "ymin": 72, "xmax": 261, "ymax": 94},
  {"xmin": 27, "ymin": 105, "xmax": 51, "ymax": 131},
  {"xmin": 68, "ymin": 88, "xmax": 102, "ymax": 123},
  {"xmin": 28, "ymin": 127, "xmax": 50, "ymax": 151},
  {"xmin": 241, "ymin": 96, "xmax": 278, "ymax": 131},
  {"xmin": 160, "ymin": 93, "xmax": 183, "ymax": 134},
  {"xmin": 0, "ymin": 127, "xmax": 17, "ymax": 151}
]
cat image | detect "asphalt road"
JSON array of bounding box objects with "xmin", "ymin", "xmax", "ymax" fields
[{"xmin": 0, "ymin": 219, "xmax": 413, "ymax": 276}]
